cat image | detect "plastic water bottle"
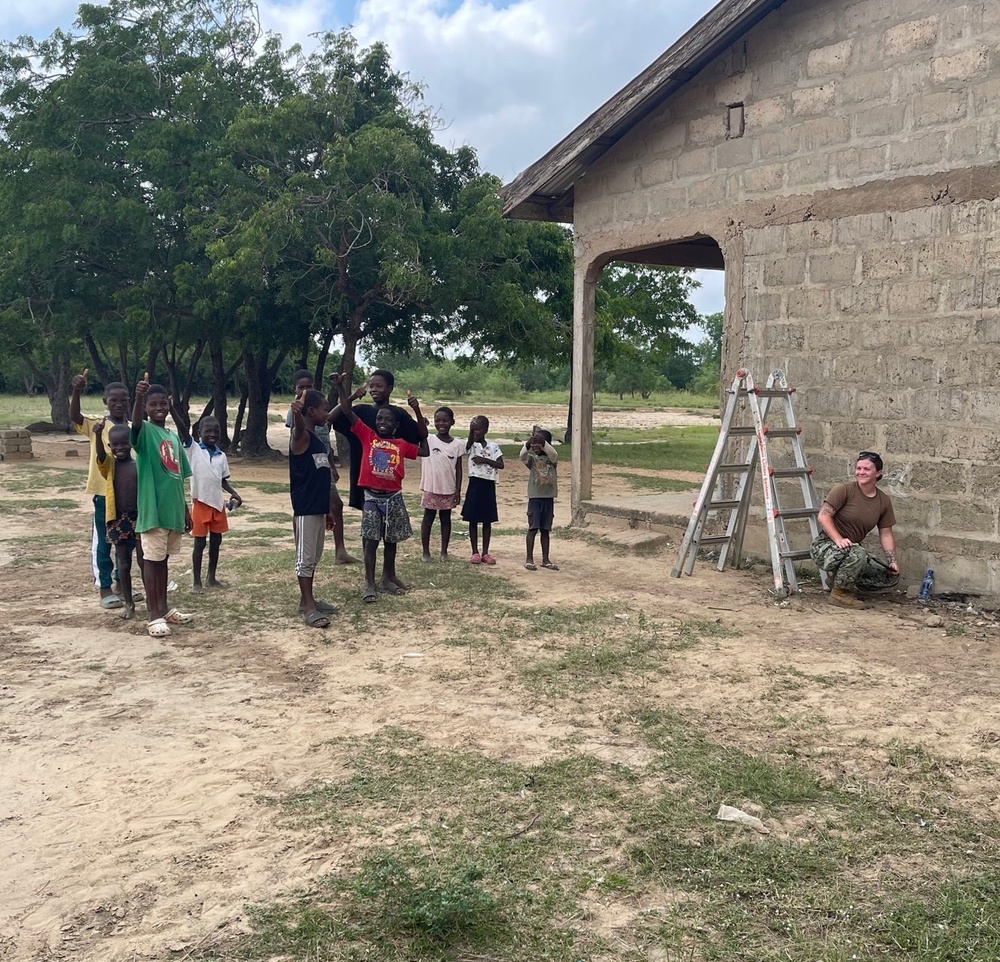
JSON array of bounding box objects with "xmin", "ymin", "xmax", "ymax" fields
[{"xmin": 917, "ymin": 568, "xmax": 934, "ymax": 601}]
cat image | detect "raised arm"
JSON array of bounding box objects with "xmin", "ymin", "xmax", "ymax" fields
[
  {"xmin": 93, "ymin": 417, "xmax": 107, "ymax": 464},
  {"xmin": 334, "ymin": 374, "xmax": 361, "ymax": 426},
  {"xmin": 289, "ymin": 389, "xmax": 310, "ymax": 455},
  {"xmin": 170, "ymin": 400, "xmax": 191, "ymax": 445},
  {"xmin": 69, "ymin": 367, "xmax": 88, "ymax": 427},
  {"xmin": 328, "ymin": 375, "xmax": 366, "ymax": 425},
  {"xmin": 131, "ymin": 373, "xmax": 150, "ymax": 435}
]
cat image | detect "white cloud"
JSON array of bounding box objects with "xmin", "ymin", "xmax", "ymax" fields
[{"xmin": 351, "ymin": 0, "xmax": 716, "ymax": 180}]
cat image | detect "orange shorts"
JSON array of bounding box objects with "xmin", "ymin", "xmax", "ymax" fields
[{"xmin": 191, "ymin": 499, "xmax": 229, "ymax": 537}]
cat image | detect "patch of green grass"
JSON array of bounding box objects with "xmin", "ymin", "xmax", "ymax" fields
[
  {"xmin": 495, "ymin": 426, "xmax": 716, "ymax": 474},
  {"xmin": 0, "ymin": 467, "xmax": 87, "ymax": 494},
  {"xmin": 242, "ymin": 511, "xmax": 292, "ymax": 524},
  {"xmin": 215, "ymin": 695, "xmax": 1000, "ymax": 962},
  {"xmin": 611, "ymin": 471, "xmax": 700, "ymax": 493},
  {"xmin": 0, "ymin": 498, "xmax": 79, "ymax": 514},
  {"xmin": 240, "ymin": 480, "xmax": 289, "ymax": 495},
  {"xmin": 5, "ymin": 531, "xmax": 85, "ymax": 547}
]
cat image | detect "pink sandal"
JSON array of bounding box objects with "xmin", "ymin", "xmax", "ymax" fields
[
  {"xmin": 481, "ymin": 553, "xmax": 496, "ymax": 565},
  {"xmin": 469, "ymin": 552, "xmax": 482, "ymax": 564}
]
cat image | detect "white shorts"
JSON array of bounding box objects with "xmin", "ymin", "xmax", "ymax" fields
[{"xmin": 140, "ymin": 527, "xmax": 183, "ymax": 563}]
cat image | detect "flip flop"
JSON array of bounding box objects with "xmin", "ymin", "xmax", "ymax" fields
[
  {"xmin": 165, "ymin": 608, "xmax": 194, "ymax": 624},
  {"xmin": 304, "ymin": 610, "xmax": 331, "ymax": 628},
  {"xmin": 524, "ymin": 562, "xmax": 537, "ymax": 570},
  {"xmin": 314, "ymin": 600, "xmax": 337, "ymax": 614},
  {"xmin": 147, "ymin": 618, "xmax": 171, "ymax": 638},
  {"xmin": 101, "ymin": 595, "xmax": 124, "ymax": 610},
  {"xmin": 377, "ymin": 581, "xmax": 403, "ymax": 595},
  {"xmin": 362, "ymin": 589, "xmax": 377, "ymax": 604},
  {"xmin": 541, "ymin": 562, "xmax": 559, "ymax": 570}
]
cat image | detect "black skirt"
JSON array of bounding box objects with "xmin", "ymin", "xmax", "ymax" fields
[{"xmin": 461, "ymin": 476, "xmax": 499, "ymax": 524}]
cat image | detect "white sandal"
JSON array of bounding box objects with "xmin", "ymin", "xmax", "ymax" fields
[
  {"xmin": 147, "ymin": 618, "xmax": 172, "ymax": 638},
  {"xmin": 165, "ymin": 608, "xmax": 193, "ymax": 625}
]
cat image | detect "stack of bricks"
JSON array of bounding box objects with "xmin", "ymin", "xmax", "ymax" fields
[{"xmin": 0, "ymin": 429, "xmax": 33, "ymax": 461}]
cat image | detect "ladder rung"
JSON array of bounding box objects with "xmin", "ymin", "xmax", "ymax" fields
[
  {"xmin": 780, "ymin": 549, "xmax": 813, "ymax": 561},
  {"xmin": 775, "ymin": 507, "xmax": 818, "ymax": 519},
  {"xmin": 718, "ymin": 463, "xmax": 751, "ymax": 473},
  {"xmin": 762, "ymin": 427, "xmax": 802, "ymax": 438},
  {"xmin": 727, "ymin": 426, "xmax": 756, "ymax": 436},
  {"xmin": 751, "ymin": 388, "xmax": 794, "ymax": 397},
  {"xmin": 707, "ymin": 500, "xmax": 740, "ymax": 511},
  {"xmin": 769, "ymin": 466, "xmax": 811, "ymax": 478},
  {"xmin": 696, "ymin": 535, "xmax": 732, "ymax": 546}
]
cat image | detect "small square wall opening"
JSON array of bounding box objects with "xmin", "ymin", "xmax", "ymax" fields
[{"xmin": 727, "ymin": 103, "xmax": 745, "ymax": 139}]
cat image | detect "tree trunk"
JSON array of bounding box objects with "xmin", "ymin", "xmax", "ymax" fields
[
  {"xmin": 48, "ymin": 351, "xmax": 72, "ymax": 431},
  {"xmin": 314, "ymin": 327, "xmax": 334, "ymax": 384},
  {"xmin": 238, "ymin": 349, "xmax": 276, "ymax": 458},
  {"xmin": 209, "ymin": 340, "xmax": 230, "ymax": 449},
  {"xmin": 231, "ymin": 384, "xmax": 249, "ymax": 451},
  {"xmin": 83, "ymin": 332, "xmax": 111, "ymax": 386}
]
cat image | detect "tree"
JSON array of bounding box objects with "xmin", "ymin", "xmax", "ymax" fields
[{"xmin": 0, "ymin": 0, "xmax": 290, "ymax": 432}]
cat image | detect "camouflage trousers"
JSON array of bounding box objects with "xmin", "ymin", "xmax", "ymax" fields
[{"xmin": 809, "ymin": 534, "xmax": 899, "ymax": 590}]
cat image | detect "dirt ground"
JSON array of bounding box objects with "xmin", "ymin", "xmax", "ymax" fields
[{"xmin": 2, "ymin": 403, "xmax": 999, "ymax": 961}]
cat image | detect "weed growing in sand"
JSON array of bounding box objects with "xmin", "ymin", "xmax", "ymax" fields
[
  {"xmin": 239, "ymin": 480, "xmax": 289, "ymax": 495},
  {"xmin": 0, "ymin": 498, "xmax": 79, "ymax": 514},
  {"xmin": 239, "ymin": 511, "xmax": 292, "ymax": 525},
  {"xmin": 0, "ymin": 467, "xmax": 86, "ymax": 494},
  {"xmin": 611, "ymin": 471, "xmax": 701, "ymax": 493}
]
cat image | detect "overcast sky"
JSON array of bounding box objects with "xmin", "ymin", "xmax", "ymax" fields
[{"xmin": 3, "ymin": 0, "xmax": 725, "ymax": 318}]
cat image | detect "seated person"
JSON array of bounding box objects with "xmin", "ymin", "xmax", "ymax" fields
[{"xmin": 810, "ymin": 451, "xmax": 899, "ymax": 609}]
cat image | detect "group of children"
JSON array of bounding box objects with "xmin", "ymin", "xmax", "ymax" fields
[
  {"xmin": 73, "ymin": 369, "xmax": 241, "ymax": 638},
  {"xmin": 74, "ymin": 366, "xmax": 559, "ymax": 635}
]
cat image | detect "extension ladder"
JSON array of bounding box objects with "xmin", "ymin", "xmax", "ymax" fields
[{"xmin": 671, "ymin": 368, "xmax": 828, "ymax": 598}]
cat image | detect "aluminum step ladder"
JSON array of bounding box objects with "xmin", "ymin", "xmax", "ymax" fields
[{"xmin": 671, "ymin": 368, "xmax": 828, "ymax": 597}]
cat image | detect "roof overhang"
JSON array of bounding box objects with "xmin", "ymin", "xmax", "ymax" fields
[{"xmin": 502, "ymin": 0, "xmax": 786, "ymax": 222}]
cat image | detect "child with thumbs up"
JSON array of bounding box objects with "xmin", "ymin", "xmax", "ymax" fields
[
  {"xmin": 131, "ymin": 374, "xmax": 193, "ymax": 638},
  {"xmin": 70, "ymin": 367, "xmax": 132, "ymax": 608}
]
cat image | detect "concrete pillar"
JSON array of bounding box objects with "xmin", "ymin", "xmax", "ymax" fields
[{"xmin": 571, "ymin": 261, "xmax": 597, "ymax": 522}]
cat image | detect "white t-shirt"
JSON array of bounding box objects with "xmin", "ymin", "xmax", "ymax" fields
[
  {"xmin": 420, "ymin": 435, "xmax": 465, "ymax": 495},
  {"xmin": 467, "ymin": 440, "xmax": 503, "ymax": 482},
  {"xmin": 185, "ymin": 441, "xmax": 230, "ymax": 511}
]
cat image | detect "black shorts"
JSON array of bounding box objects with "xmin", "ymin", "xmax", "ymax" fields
[{"xmin": 527, "ymin": 498, "xmax": 554, "ymax": 531}]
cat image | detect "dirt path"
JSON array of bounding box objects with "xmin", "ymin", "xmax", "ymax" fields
[{"xmin": 2, "ymin": 408, "xmax": 999, "ymax": 961}]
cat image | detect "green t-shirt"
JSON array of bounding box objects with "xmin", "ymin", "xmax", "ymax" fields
[{"xmin": 131, "ymin": 420, "xmax": 191, "ymax": 533}]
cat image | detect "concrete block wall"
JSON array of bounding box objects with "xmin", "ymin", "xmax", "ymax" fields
[
  {"xmin": 575, "ymin": 0, "xmax": 1000, "ymax": 235},
  {"xmin": 741, "ymin": 198, "xmax": 1000, "ymax": 592},
  {"xmin": 0, "ymin": 429, "xmax": 33, "ymax": 461}
]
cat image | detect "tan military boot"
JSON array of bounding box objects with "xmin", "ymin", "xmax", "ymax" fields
[{"xmin": 829, "ymin": 586, "xmax": 865, "ymax": 609}]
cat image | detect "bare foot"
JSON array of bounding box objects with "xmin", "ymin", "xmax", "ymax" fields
[
  {"xmin": 379, "ymin": 579, "xmax": 404, "ymax": 595},
  {"xmin": 192, "ymin": 583, "xmax": 204, "ymax": 594},
  {"xmin": 422, "ymin": 553, "xmax": 433, "ymax": 562},
  {"xmin": 335, "ymin": 552, "xmax": 359, "ymax": 565},
  {"xmin": 390, "ymin": 575, "xmax": 410, "ymax": 592},
  {"xmin": 439, "ymin": 551, "xmax": 449, "ymax": 562},
  {"xmin": 120, "ymin": 604, "xmax": 136, "ymax": 621},
  {"xmin": 206, "ymin": 579, "xmax": 227, "ymax": 589}
]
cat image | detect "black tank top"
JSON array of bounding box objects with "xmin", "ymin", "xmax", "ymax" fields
[{"xmin": 289, "ymin": 430, "xmax": 331, "ymax": 515}]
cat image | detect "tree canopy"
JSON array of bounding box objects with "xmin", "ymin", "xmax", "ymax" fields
[{"xmin": 0, "ymin": 0, "xmax": 714, "ymax": 446}]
